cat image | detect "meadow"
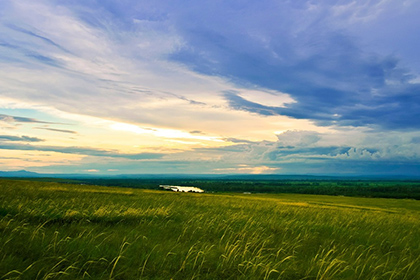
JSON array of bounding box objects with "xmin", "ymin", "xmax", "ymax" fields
[
  {"xmin": 1, "ymin": 179, "xmax": 419, "ymax": 279},
  {"xmin": 64, "ymin": 177, "xmax": 420, "ymax": 200}
]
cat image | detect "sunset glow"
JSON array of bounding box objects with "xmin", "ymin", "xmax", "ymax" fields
[{"xmin": 1, "ymin": 0, "xmax": 419, "ymax": 175}]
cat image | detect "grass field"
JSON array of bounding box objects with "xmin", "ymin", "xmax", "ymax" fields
[{"xmin": 1, "ymin": 179, "xmax": 419, "ymax": 279}]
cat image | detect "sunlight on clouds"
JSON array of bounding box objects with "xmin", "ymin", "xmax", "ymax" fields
[
  {"xmin": 0, "ymin": 96, "xmax": 329, "ymax": 155},
  {"xmin": 0, "ymin": 0, "xmax": 419, "ymax": 175},
  {"xmin": 0, "ymin": 97, "xmax": 232, "ymax": 154},
  {"xmin": 0, "ymin": 150, "xmax": 84, "ymax": 169},
  {"xmin": 109, "ymin": 122, "xmax": 224, "ymax": 142},
  {"xmin": 166, "ymin": 140, "xmax": 201, "ymax": 145},
  {"xmin": 214, "ymin": 165, "xmax": 281, "ymax": 174},
  {"xmin": 0, "ymin": 1, "xmax": 323, "ymax": 145}
]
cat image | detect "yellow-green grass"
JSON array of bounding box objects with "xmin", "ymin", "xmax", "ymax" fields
[{"xmin": 0, "ymin": 179, "xmax": 419, "ymax": 279}]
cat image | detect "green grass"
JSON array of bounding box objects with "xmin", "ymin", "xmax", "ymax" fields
[
  {"xmin": 1, "ymin": 179, "xmax": 419, "ymax": 279},
  {"xmin": 69, "ymin": 178, "xmax": 420, "ymax": 199}
]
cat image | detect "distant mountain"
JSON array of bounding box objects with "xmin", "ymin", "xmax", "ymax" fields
[
  {"xmin": 0, "ymin": 170, "xmax": 41, "ymax": 177},
  {"xmin": 0, "ymin": 170, "xmax": 98, "ymax": 179}
]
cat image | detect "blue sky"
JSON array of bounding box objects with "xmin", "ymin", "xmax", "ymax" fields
[{"xmin": 0, "ymin": 0, "xmax": 419, "ymax": 175}]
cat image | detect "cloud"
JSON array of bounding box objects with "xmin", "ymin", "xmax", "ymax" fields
[
  {"xmin": 0, "ymin": 113, "xmax": 52, "ymax": 124},
  {"xmin": 275, "ymin": 130, "xmax": 321, "ymax": 147},
  {"xmin": 0, "ymin": 1, "xmax": 239, "ymax": 135},
  {"xmin": 6, "ymin": 23, "xmax": 70, "ymax": 54},
  {"xmin": 0, "ymin": 142, "xmax": 164, "ymax": 160},
  {"xmin": 166, "ymin": 0, "xmax": 420, "ymax": 130},
  {"xmin": 35, "ymin": 127, "xmax": 77, "ymax": 134},
  {"xmin": 0, "ymin": 135, "xmax": 44, "ymax": 142},
  {"xmin": 1, "ymin": 1, "xmax": 420, "ymax": 133},
  {"xmin": 224, "ymin": 91, "xmax": 278, "ymax": 116},
  {"xmin": 8, "ymin": 128, "xmax": 416, "ymax": 176},
  {"xmin": 183, "ymin": 129, "xmax": 420, "ymax": 175},
  {"xmin": 213, "ymin": 165, "xmax": 281, "ymax": 174},
  {"xmin": 223, "ymin": 78, "xmax": 420, "ymax": 130},
  {"xmin": 5, "ymin": 0, "xmax": 414, "ymax": 137},
  {"xmin": 85, "ymin": 169, "xmax": 99, "ymax": 172},
  {"xmin": 412, "ymin": 137, "xmax": 420, "ymax": 144},
  {"xmin": 1, "ymin": 1, "xmax": 420, "ymax": 175},
  {"xmin": 223, "ymin": 138, "xmax": 258, "ymax": 144}
]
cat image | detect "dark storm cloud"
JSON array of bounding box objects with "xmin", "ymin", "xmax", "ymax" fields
[
  {"xmin": 224, "ymin": 82, "xmax": 420, "ymax": 129},
  {"xmin": 166, "ymin": 1, "xmax": 420, "ymax": 130}
]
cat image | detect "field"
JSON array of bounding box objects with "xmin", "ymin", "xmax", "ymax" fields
[
  {"xmin": 53, "ymin": 177, "xmax": 420, "ymax": 200},
  {"xmin": 1, "ymin": 179, "xmax": 420, "ymax": 279}
]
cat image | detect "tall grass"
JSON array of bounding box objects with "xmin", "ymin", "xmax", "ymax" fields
[{"xmin": 0, "ymin": 179, "xmax": 419, "ymax": 279}]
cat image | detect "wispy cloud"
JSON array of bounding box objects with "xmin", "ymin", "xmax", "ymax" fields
[
  {"xmin": 0, "ymin": 113, "xmax": 53, "ymax": 124},
  {"xmin": 0, "ymin": 135, "xmax": 44, "ymax": 142},
  {"xmin": 6, "ymin": 23, "xmax": 71, "ymax": 54},
  {"xmin": 0, "ymin": 142, "xmax": 164, "ymax": 160},
  {"xmin": 35, "ymin": 127, "xmax": 77, "ymax": 134}
]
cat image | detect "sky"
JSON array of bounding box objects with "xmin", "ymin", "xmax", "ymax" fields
[{"xmin": 0, "ymin": 0, "xmax": 420, "ymax": 176}]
